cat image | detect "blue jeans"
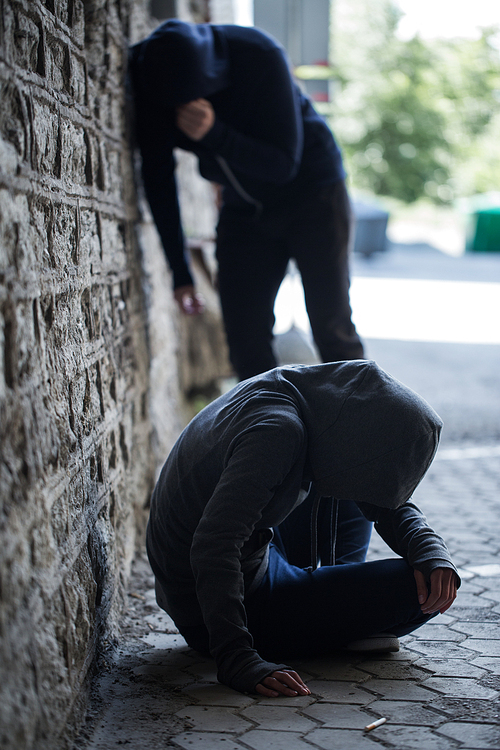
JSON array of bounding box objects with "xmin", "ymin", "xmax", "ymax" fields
[{"xmin": 245, "ymin": 498, "xmax": 433, "ymax": 660}]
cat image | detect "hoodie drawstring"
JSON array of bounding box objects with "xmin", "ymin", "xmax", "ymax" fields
[
  {"xmin": 215, "ymin": 155, "xmax": 263, "ymax": 218},
  {"xmin": 309, "ymin": 493, "xmax": 339, "ymax": 571}
]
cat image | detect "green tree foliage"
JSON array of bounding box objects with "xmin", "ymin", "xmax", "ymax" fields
[{"xmin": 331, "ymin": 0, "xmax": 500, "ymax": 203}]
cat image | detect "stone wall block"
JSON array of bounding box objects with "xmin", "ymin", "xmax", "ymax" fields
[
  {"xmin": 80, "ymin": 287, "xmax": 97, "ymax": 341},
  {"xmin": 63, "ymin": 547, "xmax": 98, "ymax": 674},
  {"xmin": 69, "ymin": 52, "xmax": 86, "ymax": 105},
  {"xmin": 67, "ymin": 473, "xmax": 85, "ymax": 537},
  {"xmin": 79, "ymin": 208, "xmax": 102, "ymax": 265},
  {"xmin": 58, "ymin": 118, "xmax": 87, "ymax": 185},
  {"xmin": 45, "ymin": 33, "xmax": 71, "ymax": 94},
  {"xmin": 102, "ymin": 144, "xmax": 123, "ymax": 199},
  {"xmin": 0, "ymin": 514, "xmax": 33, "ymax": 607},
  {"xmin": 12, "ymin": 11, "xmax": 42, "ymax": 75},
  {"xmin": 80, "ymin": 365, "xmax": 103, "ymax": 437},
  {"xmin": 99, "ymin": 216, "xmax": 127, "ymax": 270},
  {"xmin": 82, "ymin": 129, "xmax": 99, "ymax": 187},
  {"xmin": 0, "ymin": 82, "xmax": 29, "ymax": 174},
  {"xmin": 17, "ymin": 393, "xmax": 61, "ymax": 485},
  {"xmin": 30, "ymin": 196, "xmax": 54, "ymax": 270},
  {"xmin": 33, "ymin": 592, "xmax": 78, "ymax": 744},
  {"xmin": 50, "ymin": 387, "xmax": 78, "ymax": 468},
  {"xmin": 0, "ymin": 314, "xmax": 5, "ymax": 402},
  {"xmin": 109, "ymin": 91, "xmax": 122, "ymax": 133},
  {"xmin": 94, "ymin": 89, "xmax": 112, "ymax": 130},
  {"xmin": 50, "ymin": 201, "xmax": 78, "ymax": 268},
  {"xmin": 55, "ymin": 0, "xmax": 85, "ymax": 41},
  {"xmin": 31, "ymin": 98, "xmax": 59, "ymax": 176},
  {"xmin": 71, "ymin": 0, "xmax": 86, "ymax": 47},
  {"xmin": 0, "ymin": 396, "xmax": 28, "ymax": 508},
  {"xmin": 40, "ymin": 0, "xmax": 56, "ymax": 19},
  {"xmin": 94, "ymin": 353, "xmax": 115, "ymax": 416},
  {"xmin": 8, "ymin": 298, "xmax": 38, "ymax": 387},
  {"xmin": 0, "ymin": 192, "xmax": 36, "ymax": 274},
  {"xmin": 29, "ymin": 520, "xmax": 57, "ymax": 572},
  {"xmin": 95, "ymin": 282, "xmax": 116, "ymax": 340},
  {"xmin": 103, "ymin": 37, "xmax": 123, "ymax": 91},
  {"xmin": 50, "ymin": 486, "xmax": 70, "ymax": 552}
]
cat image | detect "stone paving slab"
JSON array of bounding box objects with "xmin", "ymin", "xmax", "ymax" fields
[
  {"xmin": 437, "ymin": 722, "xmax": 500, "ymax": 749},
  {"xmin": 377, "ymin": 724, "xmax": 461, "ymax": 749},
  {"xmin": 301, "ymin": 702, "xmax": 374, "ymax": 728},
  {"xmin": 367, "ymin": 699, "xmax": 445, "ymax": 726},
  {"xmin": 77, "ymin": 448, "xmax": 500, "ymax": 750}
]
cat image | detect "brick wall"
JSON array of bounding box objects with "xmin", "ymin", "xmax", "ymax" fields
[{"xmin": 0, "ymin": 1, "xmax": 228, "ymax": 748}]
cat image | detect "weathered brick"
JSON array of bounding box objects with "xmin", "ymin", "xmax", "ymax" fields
[
  {"xmin": 50, "ymin": 202, "xmax": 78, "ymax": 267},
  {"xmin": 45, "ymin": 33, "xmax": 71, "ymax": 93},
  {"xmin": 70, "ymin": 53, "xmax": 87, "ymax": 104},
  {"xmin": 0, "ymin": 82, "xmax": 29, "ymax": 172},
  {"xmin": 99, "ymin": 216, "xmax": 127, "ymax": 268},
  {"xmin": 31, "ymin": 99, "xmax": 60, "ymax": 176},
  {"xmin": 59, "ymin": 119, "xmax": 87, "ymax": 184},
  {"xmin": 0, "ymin": 192, "xmax": 35, "ymax": 273},
  {"xmin": 78, "ymin": 209, "xmax": 102, "ymax": 264},
  {"xmin": 12, "ymin": 12, "xmax": 42, "ymax": 74}
]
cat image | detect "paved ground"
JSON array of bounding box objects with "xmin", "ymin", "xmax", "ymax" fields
[{"xmin": 76, "ymin": 244, "xmax": 500, "ymax": 750}]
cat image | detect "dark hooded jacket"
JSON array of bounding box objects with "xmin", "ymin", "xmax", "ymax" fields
[
  {"xmin": 128, "ymin": 21, "xmax": 345, "ymax": 289},
  {"xmin": 147, "ymin": 361, "xmax": 458, "ymax": 694}
]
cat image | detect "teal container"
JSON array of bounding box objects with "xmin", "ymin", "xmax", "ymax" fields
[{"xmin": 466, "ymin": 206, "xmax": 500, "ymax": 253}]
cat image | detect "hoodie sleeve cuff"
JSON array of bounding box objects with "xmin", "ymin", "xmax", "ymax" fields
[
  {"xmin": 218, "ymin": 656, "xmax": 291, "ymax": 694},
  {"xmin": 417, "ymin": 559, "xmax": 461, "ymax": 588},
  {"xmin": 199, "ymin": 117, "xmax": 228, "ymax": 151},
  {"xmin": 172, "ymin": 265, "xmax": 195, "ymax": 290}
]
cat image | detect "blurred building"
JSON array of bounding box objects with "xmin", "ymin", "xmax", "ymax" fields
[{"xmin": 254, "ymin": 0, "xmax": 332, "ymax": 104}]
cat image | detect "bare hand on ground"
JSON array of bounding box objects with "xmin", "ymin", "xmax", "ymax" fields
[
  {"xmin": 174, "ymin": 285, "xmax": 205, "ymax": 315},
  {"xmin": 255, "ymin": 670, "xmax": 311, "ymax": 698},
  {"xmin": 176, "ymin": 99, "xmax": 215, "ymax": 141},
  {"xmin": 414, "ymin": 567, "xmax": 458, "ymax": 614}
]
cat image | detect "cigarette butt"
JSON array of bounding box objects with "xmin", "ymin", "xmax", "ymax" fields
[
  {"xmin": 364, "ymin": 717, "xmax": 387, "ymax": 732},
  {"xmin": 129, "ymin": 592, "xmax": 145, "ymax": 601}
]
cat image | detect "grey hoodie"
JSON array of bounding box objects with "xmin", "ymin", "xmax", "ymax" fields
[{"xmin": 147, "ymin": 361, "xmax": 458, "ymax": 693}]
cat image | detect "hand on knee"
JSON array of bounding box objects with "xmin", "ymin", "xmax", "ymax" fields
[{"xmin": 414, "ymin": 567, "xmax": 458, "ymax": 615}]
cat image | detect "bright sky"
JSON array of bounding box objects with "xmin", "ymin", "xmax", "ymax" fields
[
  {"xmin": 396, "ymin": 0, "xmax": 499, "ymax": 40},
  {"xmin": 234, "ymin": 0, "xmax": 499, "ymax": 39}
]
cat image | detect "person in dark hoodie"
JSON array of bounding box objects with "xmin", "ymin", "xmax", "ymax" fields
[
  {"xmin": 147, "ymin": 361, "xmax": 459, "ymax": 697},
  {"xmin": 128, "ymin": 21, "xmax": 364, "ymax": 381}
]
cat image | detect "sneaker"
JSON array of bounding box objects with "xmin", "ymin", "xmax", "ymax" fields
[{"xmin": 345, "ymin": 633, "xmax": 400, "ymax": 653}]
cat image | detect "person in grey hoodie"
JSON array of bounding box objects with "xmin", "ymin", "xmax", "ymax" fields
[{"xmin": 147, "ymin": 361, "xmax": 458, "ymax": 697}]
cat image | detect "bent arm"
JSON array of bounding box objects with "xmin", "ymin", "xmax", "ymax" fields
[
  {"xmin": 198, "ymin": 49, "xmax": 304, "ymax": 185},
  {"xmin": 357, "ymin": 500, "xmax": 460, "ymax": 584},
  {"xmin": 190, "ymin": 418, "xmax": 306, "ymax": 693},
  {"xmin": 134, "ymin": 95, "xmax": 194, "ymax": 290}
]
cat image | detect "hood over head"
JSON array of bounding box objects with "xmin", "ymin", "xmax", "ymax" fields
[
  {"xmin": 281, "ymin": 361, "xmax": 442, "ymax": 509},
  {"xmin": 129, "ymin": 20, "xmax": 229, "ymax": 106}
]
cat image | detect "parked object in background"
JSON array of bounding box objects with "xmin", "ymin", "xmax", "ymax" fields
[
  {"xmin": 464, "ymin": 193, "xmax": 500, "ymax": 253},
  {"xmin": 352, "ymin": 200, "xmax": 389, "ymax": 256}
]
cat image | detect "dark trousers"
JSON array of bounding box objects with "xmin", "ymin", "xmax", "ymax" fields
[
  {"xmin": 216, "ymin": 181, "xmax": 364, "ymax": 381},
  {"xmin": 245, "ymin": 498, "xmax": 433, "ymax": 660}
]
